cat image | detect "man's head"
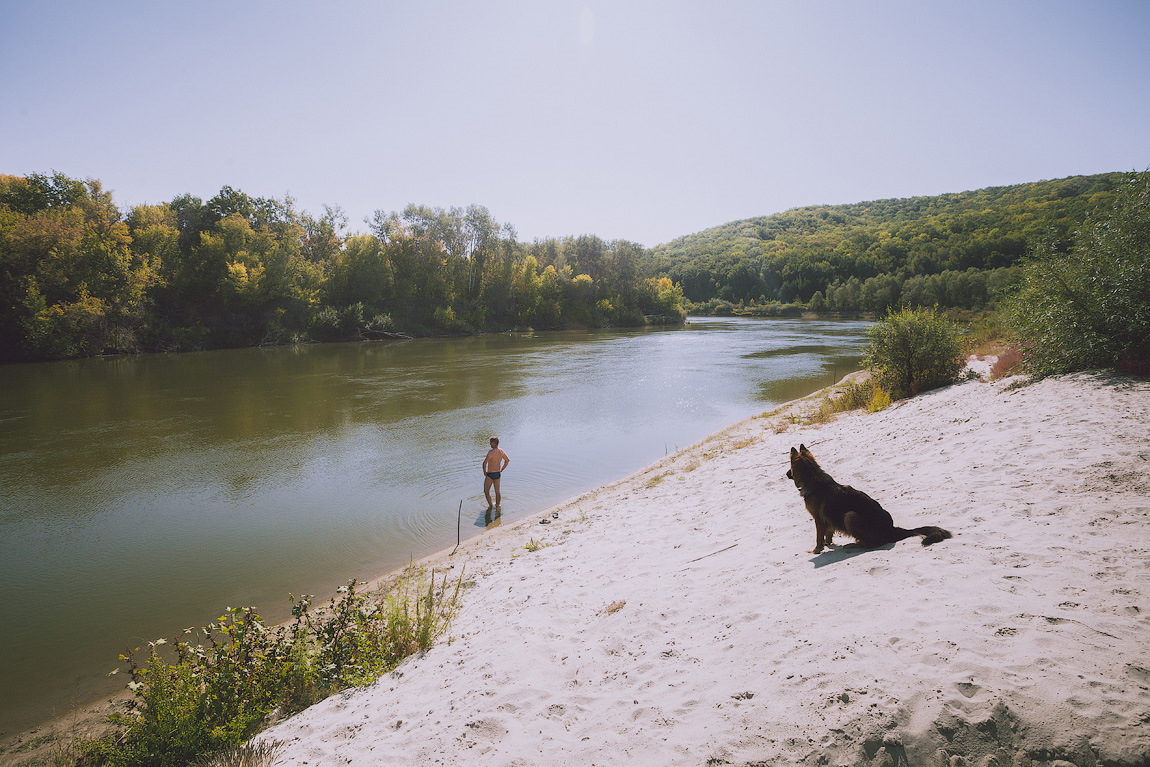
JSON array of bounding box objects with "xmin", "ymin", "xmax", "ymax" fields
[{"xmin": 490, "ymin": 437, "xmax": 499, "ymax": 447}]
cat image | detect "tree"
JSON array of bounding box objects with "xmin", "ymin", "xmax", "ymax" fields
[
  {"xmin": 325, "ymin": 234, "xmax": 393, "ymax": 309},
  {"xmin": 1003, "ymin": 170, "xmax": 1150, "ymax": 377}
]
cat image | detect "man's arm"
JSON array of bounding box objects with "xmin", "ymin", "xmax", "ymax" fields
[{"xmin": 500, "ymin": 450, "xmax": 510, "ymax": 471}]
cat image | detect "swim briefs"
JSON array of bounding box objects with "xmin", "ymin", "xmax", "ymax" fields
[{"xmin": 485, "ymin": 471, "xmax": 501, "ymax": 480}]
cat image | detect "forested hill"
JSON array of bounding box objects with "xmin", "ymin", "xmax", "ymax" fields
[{"xmin": 651, "ymin": 172, "xmax": 1126, "ymax": 312}]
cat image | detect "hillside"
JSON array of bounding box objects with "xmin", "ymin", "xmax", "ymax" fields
[{"xmin": 652, "ymin": 172, "xmax": 1126, "ymax": 311}]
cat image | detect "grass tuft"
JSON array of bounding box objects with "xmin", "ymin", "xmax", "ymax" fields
[
  {"xmin": 192, "ymin": 740, "xmax": 283, "ymax": 767},
  {"xmin": 645, "ymin": 471, "xmax": 671, "ymax": 487},
  {"xmin": 602, "ymin": 600, "xmax": 626, "ymax": 615}
]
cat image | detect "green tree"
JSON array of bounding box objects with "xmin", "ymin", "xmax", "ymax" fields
[
  {"xmin": 325, "ymin": 233, "xmax": 393, "ymax": 308},
  {"xmin": 1, "ymin": 173, "xmax": 160, "ymax": 358},
  {"xmin": 1003, "ymin": 170, "xmax": 1150, "ymax": 377}
]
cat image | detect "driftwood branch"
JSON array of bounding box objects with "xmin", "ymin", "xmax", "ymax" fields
[{"xmin": 685, "ymin": 543, "xmax": 738, "ymax": 564}]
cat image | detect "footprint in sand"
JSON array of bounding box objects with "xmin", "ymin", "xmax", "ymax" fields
[{"xmin": 463, "ymin": 718, "xmax": 508, "ymax": 741}]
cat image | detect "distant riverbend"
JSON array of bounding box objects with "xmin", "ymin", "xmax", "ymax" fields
[{"xmin": 0, "ymin": 316, "xmax": 869, "ymax": 734}]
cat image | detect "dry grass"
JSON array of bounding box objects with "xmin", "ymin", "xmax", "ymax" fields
[
  {"xmin": 990, "ymin": 346, "xmax": 1024, "ymax": 380},
  {"xmin": 796, "ymin": 376, "xmax": 886, "ymax": 424},
  {"xmin": 730, "ymin": 435, "xmax": 758, "ymax": 450},
  {"xmin": 193, "ymin": 740, "xmax": 284, "ymax": 767},
  {"xmin": 601, "ymin": 600, "xmax": 626, "ymax": 615}
]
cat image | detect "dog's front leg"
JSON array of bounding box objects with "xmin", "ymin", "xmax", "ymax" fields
[{"xmin": 810, "ymin": 516, "xmax": 827, "ymax": 554}]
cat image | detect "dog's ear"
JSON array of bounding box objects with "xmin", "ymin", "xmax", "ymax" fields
[
  {"xmin": 790, "ymin": 446, "xmax": 798, "ymax": 458},
  {"xmin": 799, "ymin": 443, "xmax": 812, "ymax": 456}
]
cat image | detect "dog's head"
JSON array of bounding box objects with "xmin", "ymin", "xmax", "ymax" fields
[{"xmin": 786, "ymin": 444, "xmax": 818, "ymax": 493}]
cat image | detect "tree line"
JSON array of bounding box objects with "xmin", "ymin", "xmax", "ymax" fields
[
  {"xmin": 1, "ymin": 170, "xmax": 1132, "ymax": 363},
  {"xmin": 652, "ymin": 172, "xmax": 1126, "ymax": 314},
  {"xmin": 0, "ymin": 174, "xmax": 686, "ymax": 362}
]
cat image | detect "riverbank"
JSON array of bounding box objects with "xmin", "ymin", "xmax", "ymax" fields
[
  {"xmin": 0, "ymin": 315, "xmax": 868, "ymax": 744},
  {"xmin": 6, "ymin": 368, "xmax": 1148, "ymax": 766},
  {"xmin": 245, "ymin": 368, "xmax": 1150, "ymax": 766}
]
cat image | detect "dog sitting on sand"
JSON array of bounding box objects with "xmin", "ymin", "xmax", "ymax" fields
[{"xmin": 786, "ymin": 444, "xmax": 952, "ymax": 553}]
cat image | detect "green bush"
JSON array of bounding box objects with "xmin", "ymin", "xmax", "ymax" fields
[
  {"xmin": 82, "ymin": 571, "xmax": 462, "ymax": 767},
  {"xmin": 865, "ymin": 307, "xmax": 963, "ymax": 399},
  {"xmin": 1003, "ymin": 170, "xmax": 1150, "ymax": 377}
]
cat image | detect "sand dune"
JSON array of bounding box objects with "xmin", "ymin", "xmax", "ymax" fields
[{"xmin": 261, "ymin": 370, "xmax": 1150, "ymax": 766}]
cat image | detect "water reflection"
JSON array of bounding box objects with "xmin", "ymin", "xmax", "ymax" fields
[{"xmin": 480, "ymin": 506, "xmax": 503, "ymax": 529}]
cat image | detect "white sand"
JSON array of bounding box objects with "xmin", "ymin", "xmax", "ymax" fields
[{"xmin": 261, "ymin": 370, "xmax": 1150, "ymax": 767}]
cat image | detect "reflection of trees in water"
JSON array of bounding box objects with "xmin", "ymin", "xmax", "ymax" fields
[
  {"xmin": 1, "ymin": 321, "xmax": 868, "ymax": 516},
  {"xmin": 741, "ymin": 344, "xmax": 837, "ymax": 359},
  {"xmin": 755, "ymin": 354, "xmax": 865, "ymax": 404},
  {"xmin": 0, "ymin": 339, "xmax": 534, "ymax": 498}
]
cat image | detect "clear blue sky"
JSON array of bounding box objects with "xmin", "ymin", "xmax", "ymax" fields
[{"xmin": 2, "ymin": 1, "xmax": 1147, "ymax": 246}]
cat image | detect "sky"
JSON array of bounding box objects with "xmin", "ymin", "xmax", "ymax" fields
[{"xmin": 2, "ymin": 0, "xmax": 1148, "ymax": 247}]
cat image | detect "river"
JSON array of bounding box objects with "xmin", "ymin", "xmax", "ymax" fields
[{"xmin": 0, "ymin": 316, "xmax": 869, "ymax": 735}]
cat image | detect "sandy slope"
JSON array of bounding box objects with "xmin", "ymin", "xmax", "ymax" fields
[{"xmin": 260, "ymin": 371, "xmax": 1150, "ymax": 767}]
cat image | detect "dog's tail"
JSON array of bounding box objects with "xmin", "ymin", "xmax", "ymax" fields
[{"xmin": 893, "ymin": 526, "xmax": 953, "ymax": 546}]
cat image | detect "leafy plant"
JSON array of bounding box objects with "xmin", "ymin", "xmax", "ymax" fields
[
  {"xmin": 867, "ymin": 386, "xmax": 892, "ymax": 412},
  {"xmin": 81, "ymin": 570, "xmax": 462, "ymax": 767},
  {"xmin": 1003, "ymin": 170, "xmax": 1150, "ymax": 377},
  {"xmin": 864, "ymin": 307, "xmax": 963, "ymax": 399}
]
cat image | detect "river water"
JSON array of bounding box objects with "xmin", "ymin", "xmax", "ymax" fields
[{"xmin": 0, "ymin": 316, "xmax": 869, "ymax": 734}]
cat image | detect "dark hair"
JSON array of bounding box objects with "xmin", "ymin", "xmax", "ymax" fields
[{"xmin": 489, "ymin": 436, "xmax": 499, "ymax": 446}]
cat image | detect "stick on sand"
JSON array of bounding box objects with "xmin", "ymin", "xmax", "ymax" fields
[{"xmin": 451, "ymin": 499, "xmax": 462, "ymax": 554}]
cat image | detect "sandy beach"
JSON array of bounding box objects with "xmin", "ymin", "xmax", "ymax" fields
[{"xmin": 251, "ymin": 368, "xmax": 1149, "ymax": 766}]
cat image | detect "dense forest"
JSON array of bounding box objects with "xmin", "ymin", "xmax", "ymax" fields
[
  {"xmin": 0, "ymin": 174, "xmax": 685, "ymax": 362},
  {"xmin": 0, "ymin": 170, "xmax": 1129, "ymax": 362},
  {"xmin": 652, "ymin": 172, "xmax": 1126, "ymax": 315}
]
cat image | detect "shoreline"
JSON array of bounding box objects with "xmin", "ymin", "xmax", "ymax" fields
[
  {"xmin": 365, "ymin": 368, "xmax": 870, "ymax": 584},
  {"xmin": 10, "ymin": 366, "xmax": 1150, "ymax": 766},
  {"xmin": 257, "ymin": 368, "xmax": 1150, "ymax": 766},
  {"xmin": 0, "ymin": 370, "xmax": 865, "ymax": 764},
  {"xmin": 0, "ymin": 372, "xmax": 864, "ymax": 763}
]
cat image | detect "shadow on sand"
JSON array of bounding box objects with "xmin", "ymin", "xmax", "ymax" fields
[{"xmin": 810, "ymin": 542, "xmax": 894, "ymax": 568}]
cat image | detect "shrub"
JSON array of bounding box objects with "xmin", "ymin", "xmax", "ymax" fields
[
  {"xmin": 82, "ymin": 571, "xmax": 462, "ymax": 767},
  {"xmin": 308, "ymin": 305, "xmax": 345, "ymax": 341},
  {"xmin": 865, "ymin": 307, "xmax": 963, "ymax": 399},
  {"xmin": 867, "ymin": 386, "xmax": 892, "ymax": 412},
  {"xmin": 432, "ymin": 305, "xmax": 459, "ymax": 331},
  {"xmin": 1003, "ymin": 170, "xmax": 1150, "ymax": 377},
  {"xmin": 364, "ymin": 312, "xmax": 393, "ymax": 333}
]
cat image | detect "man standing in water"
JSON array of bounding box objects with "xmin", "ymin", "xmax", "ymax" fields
[{"xmin": 483, "ymin": 436, "xmax": 510, "ymax": 509}]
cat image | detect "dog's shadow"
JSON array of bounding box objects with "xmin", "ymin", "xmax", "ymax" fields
[{"xmin": 810, "ymin": 542, "xmax": 894, "ymax": 568}]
